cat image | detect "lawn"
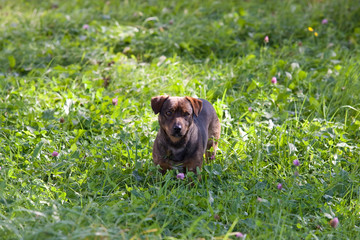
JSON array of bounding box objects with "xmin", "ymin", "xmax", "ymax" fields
[{"xmin": 1, "ymin": 0, "xmax": 360, "ymax": 239}]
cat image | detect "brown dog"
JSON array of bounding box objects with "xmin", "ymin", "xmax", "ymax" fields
[{"xmin": 151, "ymin": 96, "xmax": 221, "ymax": 174}]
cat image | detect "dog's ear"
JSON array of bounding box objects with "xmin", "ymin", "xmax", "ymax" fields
[
  {"xmin": 151, "ymin": 95, "xmax": 169, "ymax": 114},
  {"xmin": 185, "ymin": 96, "xmax": 203, "ymax": 117}
]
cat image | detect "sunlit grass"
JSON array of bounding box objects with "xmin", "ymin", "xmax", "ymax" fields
[{"xmin": 1, "ymin": 0, "xmax": 360, "ymax": 239}]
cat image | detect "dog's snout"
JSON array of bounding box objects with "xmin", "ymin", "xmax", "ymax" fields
[{"xmin": 173, "ymin": 125, "xmax": 182, "ymax": 133}]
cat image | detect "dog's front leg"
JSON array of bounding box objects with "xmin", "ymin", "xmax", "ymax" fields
[{"xmin": 182, "ymin": 153, "xmax": 204, "ymax": 174}]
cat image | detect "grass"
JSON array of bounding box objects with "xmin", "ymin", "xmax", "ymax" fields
[{"xmin": 1, "ymin": 0, "xmax": 360, "ymax": 239}]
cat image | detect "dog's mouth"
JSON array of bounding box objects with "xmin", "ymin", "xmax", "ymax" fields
[{"xmin": 171, "ymin": 132, "xmax": 183, "ymax": 138}]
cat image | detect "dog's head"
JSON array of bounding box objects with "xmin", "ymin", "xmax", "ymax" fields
[{"xmin": 151, "ymin": 95, "xmax": 202, "ymax": 142}]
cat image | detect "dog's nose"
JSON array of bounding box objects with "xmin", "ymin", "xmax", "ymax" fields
[{"xmin": 173, "ymin": 125, "xmax": 182, "ymax": 133}]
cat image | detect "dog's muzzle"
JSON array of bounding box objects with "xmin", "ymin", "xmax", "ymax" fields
[{"xmin": 172, "ymin": 124, "xmax": 182, "ymax": 137}]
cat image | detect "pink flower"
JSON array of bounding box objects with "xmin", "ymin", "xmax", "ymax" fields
[
  {"xmin": 257, "ymin": 197, "xmax": 263, "ymax": 202},
  {"xmin": 322, "ymin": 19, "xmax": 328, "ymax": 24},
  {"xmin": 112, "ymin": 98, "xmax": 118, "ymax": 106},
  {"xmin": 293, "ymin": 159, "xmax": 300, "ymax": 166},
  {"xmin": 271, "ymin": 77, "xmax": 277, "ymax": 84},
  {"xmin": 264, "ymin": 36, "xmax": 269, "ymax": 43},
  {"xmin": 82, "ymin": 24, "xmax": 89, "ymax": 30},
  {"xmin": 235, "ymin": 232, "xmax": 245, "ymax": 238},
  {"xmin": 52, "ymin": 151, "xmax": 59, "ymax": 157},
  {"xmin": 248, "ymin": 107, "xmax": 252, "ymax": 112},
  {"xmin": 176, "ymin": 173, "xmax": 185, "ymax": 180},
  {"xmin": 330, "ymin": 217, "xmax": 339, "ymax": 228},
  {"xmin": 277, "ymin": 183, "xmax": 283, "ymax": 190}
]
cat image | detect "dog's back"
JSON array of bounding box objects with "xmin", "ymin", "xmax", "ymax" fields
[{"xmin": 195, "ymin": 99, "xmax": 220, "ymax": 158}]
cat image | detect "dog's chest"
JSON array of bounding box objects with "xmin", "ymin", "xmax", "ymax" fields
[{"xmin": 166, "ymin": 146, "xmax": 186, "ymax": 162}]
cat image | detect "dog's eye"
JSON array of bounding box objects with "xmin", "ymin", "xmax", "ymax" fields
[
  {"xmin": 183, "ymin": 112, "xmax": 190, "ymax": 117},
  {"xmin": 166, "ymin": 111, "xmax": 172, "ymax": 116}
]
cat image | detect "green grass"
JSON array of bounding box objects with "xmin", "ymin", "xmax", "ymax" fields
[{"xmin": 1, "ymin": 0, "xmax": 360, "ymax": 239}]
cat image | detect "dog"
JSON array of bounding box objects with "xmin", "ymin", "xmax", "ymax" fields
[{"xmin": 151, "ymin": 95, "xmax": 221, "ymax": 174}]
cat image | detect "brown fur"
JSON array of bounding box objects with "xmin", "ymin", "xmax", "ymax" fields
[{"xmin": 151, "ymin": 96, "xmax": 221, "ymax": 174}]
